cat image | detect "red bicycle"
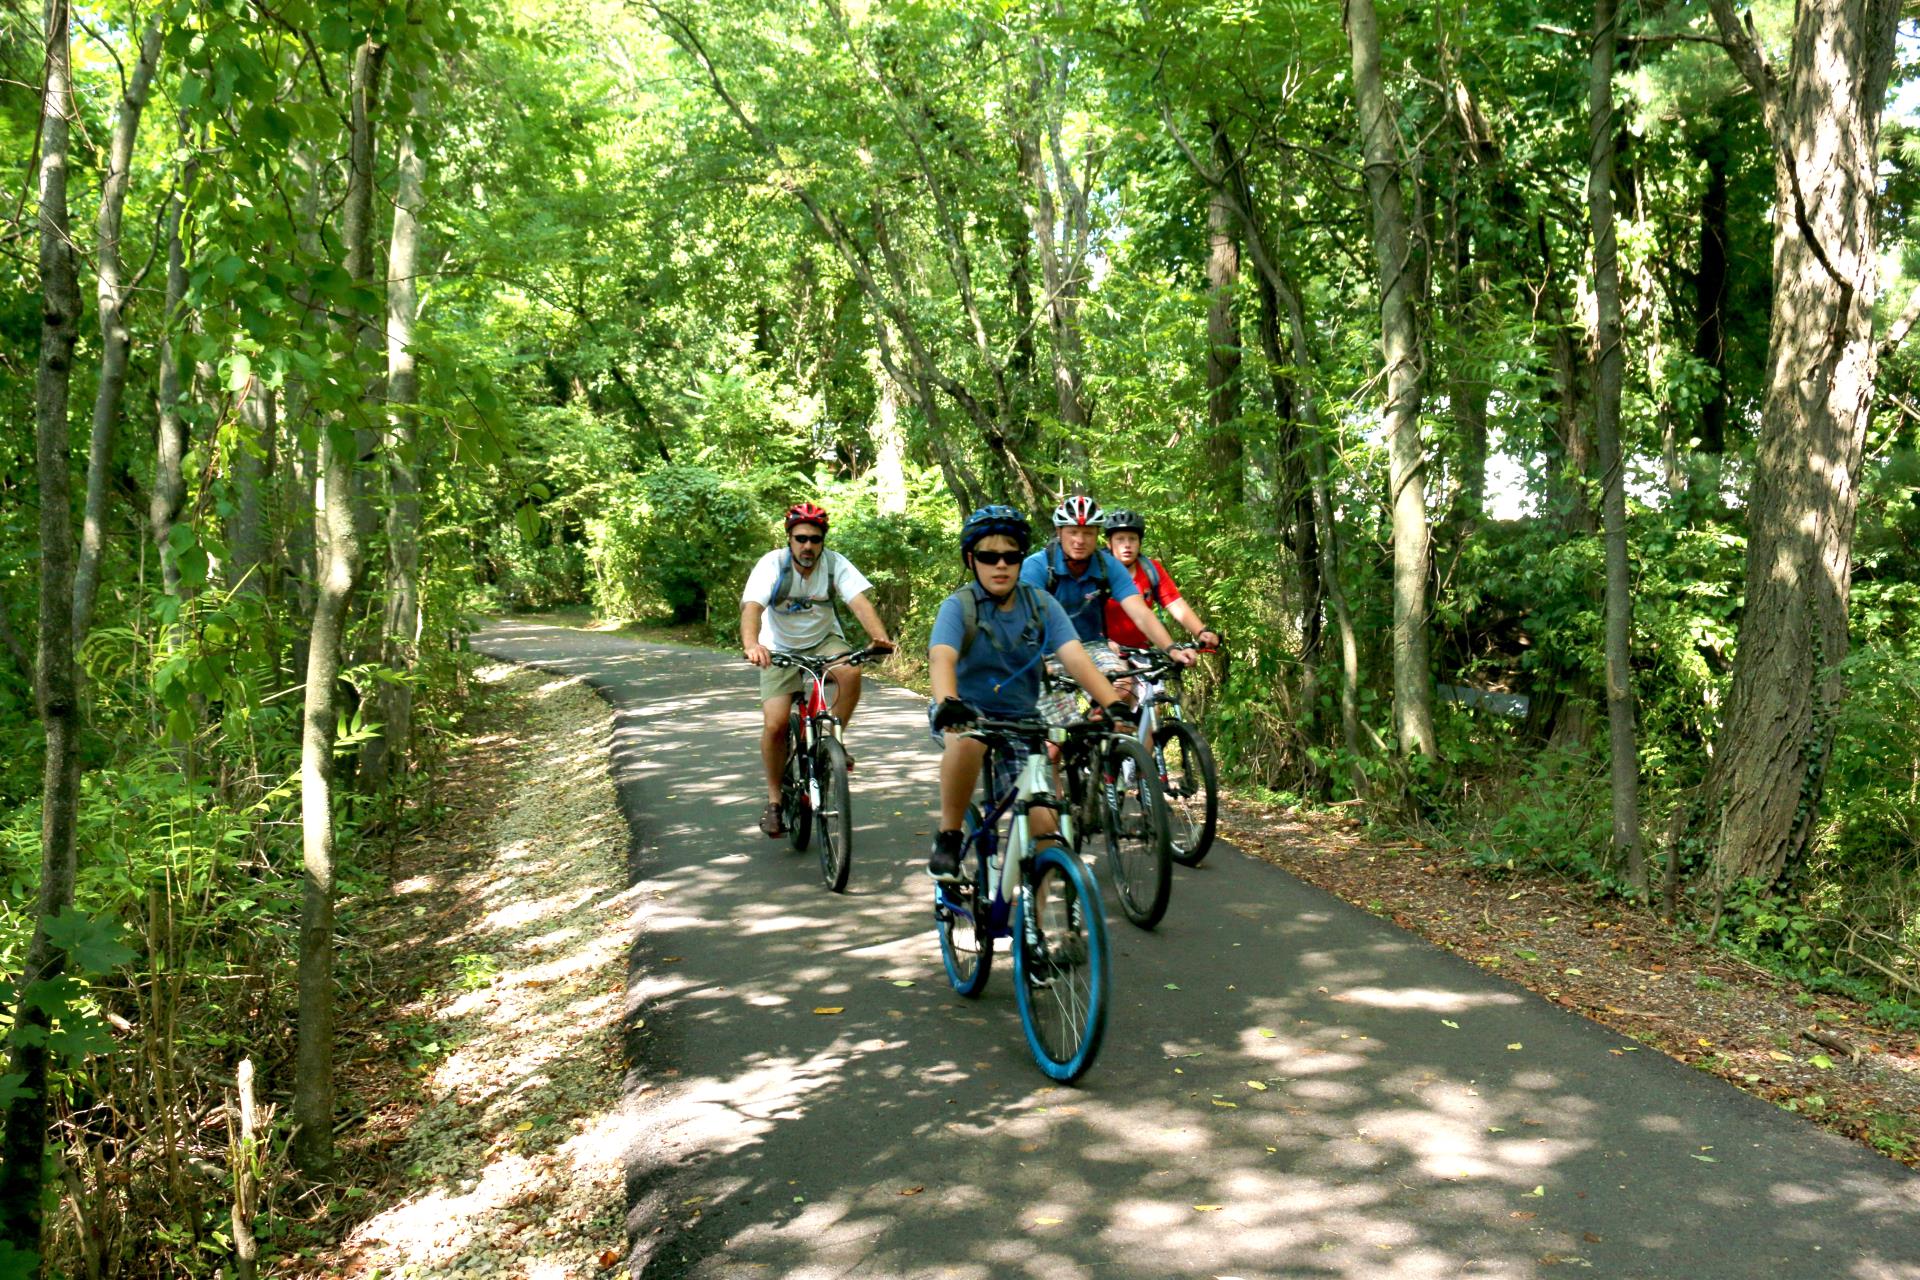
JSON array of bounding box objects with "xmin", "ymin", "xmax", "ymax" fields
[{"xmin": 769, "ymin": 646, "xmax": 885, "ymax": 892}]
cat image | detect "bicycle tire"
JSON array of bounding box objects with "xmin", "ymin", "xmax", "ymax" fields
[
  {"xmin": 1101, "ymin": 735, "xmax": 1172, "ymax": 929},
  {"xmin": 937, "ymin": 804, "xmax": 993, "ymax": 997},
  {"xmin": 1157, "ymin": 720, "xmax": 1219, "ymax": 866},
  {"xmin": 814, "ymin": 738, "xmax": 852, "ymax": 892},
  {"xmin": 1013, "ymin": 838, "xmax": 1108, "ymax": 1081}
]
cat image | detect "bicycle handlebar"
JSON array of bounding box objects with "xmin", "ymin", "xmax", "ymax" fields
[{"xmin": 766, "ymin": 644, "xmax": 889, "ymax": 672}]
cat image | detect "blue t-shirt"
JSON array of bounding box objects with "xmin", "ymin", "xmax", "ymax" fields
[
  {"xmin": 1020, "ymin": 545, "xmax": 1140, "ymax": 643},
  {"xmin": 928, "ymin": 583, "xmax": 1078, "ymax": 717}
]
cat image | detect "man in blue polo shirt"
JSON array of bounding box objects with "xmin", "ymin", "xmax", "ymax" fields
[
  {"xmin": 926, "ymin": 505, "xmax": 1132, "ymax": 882},
  {"xmin": 1023, "ymin": 495, "xmax": 1194, "ymax": 683}
]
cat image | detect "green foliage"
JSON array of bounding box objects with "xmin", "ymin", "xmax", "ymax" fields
[{"xmin": 586, "ymin": 466, "xmax": 764, "ymax": 626}]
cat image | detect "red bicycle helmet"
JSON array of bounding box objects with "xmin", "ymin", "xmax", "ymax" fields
[{"xmin": 784, "ymin": 501, "xmax": 829, "ymax": 532}]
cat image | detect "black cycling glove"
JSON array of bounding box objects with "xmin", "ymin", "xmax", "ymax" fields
[
  {"xmin": 1102, "ymin": 700, "xmax": 1137, "ymax": 729},
  {"xmin": 932, "ymin": 697, "xmax": 979, "ymax": 731}
]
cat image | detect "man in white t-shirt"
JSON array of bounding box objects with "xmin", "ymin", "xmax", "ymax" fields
[{"xmin": 739, "ymin": 502, "xmax": 896, "ymax": 837}]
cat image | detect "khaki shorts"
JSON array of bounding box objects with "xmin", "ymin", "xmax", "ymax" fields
[{"xmin": 760, "ymin": 636, "xmax": 852, "ymax": 702}]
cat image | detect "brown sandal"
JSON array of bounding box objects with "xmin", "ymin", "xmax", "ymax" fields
[{"xmin": 759, "ymin": 802, "xmax": 785, "ymax": 837}]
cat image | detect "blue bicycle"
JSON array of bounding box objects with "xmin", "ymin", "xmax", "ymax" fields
[{"xmin": 934, "ymin": 717, "xmax": 1109, "ymax": 1082}]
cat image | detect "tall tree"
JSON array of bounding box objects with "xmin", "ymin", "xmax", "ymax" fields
[
  {"xmin": 366, "ymin": 90, "xmax": 428, "ymax": 793},
  {"xmin": 292, "ymin": 35, "xmax": 387, "ymax": 1178},
  {"xmin": 1344, "ymin": 0, "xmax": 1436, "ymax": 758},
  {"xmin": 1204, "ymin": 117, "xmax": 1244, "ymax": 501},
  {"xmin": 1588, "ymin": 0, "xmax": 1643, "ymax": 892},
  {"xmin": 73, "ymin": 15, "xmax": 164, "ymax": 637},
  {"xmin": 1701, "ymin": 0, "xmax": 1902, "ymax": 889},
  {"xmin": 0, "ymin": 0, "xmax": 82, "ymax": 1257}
]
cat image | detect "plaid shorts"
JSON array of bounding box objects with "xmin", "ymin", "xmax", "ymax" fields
[{"xmin": 927, "ymin": 703, "xmax": 1040, "ymax": 802}]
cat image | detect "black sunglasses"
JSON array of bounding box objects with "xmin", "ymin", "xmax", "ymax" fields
[
  {"xmin": 790, "ymin": 533, "xmax": 824, "ymax": 545},
  {"xmin": 971, "ymin": 549, "xmax": 1021, "ymax": 566}
]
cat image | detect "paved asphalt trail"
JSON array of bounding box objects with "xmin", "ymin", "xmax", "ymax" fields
[{"xmin": 475, "ymin": 620, "xmax": 1920, "ymax": 1280}]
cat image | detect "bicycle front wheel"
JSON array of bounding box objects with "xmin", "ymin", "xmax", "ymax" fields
[
  {"xmin": 814, "ymin": 738, "xmax": 853, "ymax": 891},
  {"xmin": 1013, "ymin": 838, "xmax": 1108, "ymax": 1082},
  {"xmin": 784, "ymin": 710, "xmax": 812, "ymax": 853},
  {"xmin": 1157, "ymin": 721, "xmax": 1219, "ymax": 866},
  {"xmin": 1101, "ymin": 736, "xmax": 1172, "ymax": 929}
]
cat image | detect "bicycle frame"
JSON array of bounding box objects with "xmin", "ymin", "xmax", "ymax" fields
[{"xmin": 940, "ymin": 729, "xmax": 1059, "ymax": 936}]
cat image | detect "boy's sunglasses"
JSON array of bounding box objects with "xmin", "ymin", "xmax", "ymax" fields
[
  {"xmin": 971, "ymin": 549, "xmax": 1021, "ymax": 566},
  {"xmin": 790, "ymin": 533, "xmax": 824, "ymax": 545}
]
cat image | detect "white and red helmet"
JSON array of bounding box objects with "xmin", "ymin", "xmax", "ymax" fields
[{"xmin": 1052, "ymin": 494, "xmax": 1105, "ymax": 528}]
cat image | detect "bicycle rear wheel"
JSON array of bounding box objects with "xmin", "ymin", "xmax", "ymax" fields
[
  {"xmin": 784, "ymin": 708, "xmax": 812, "ymax": 852},
  {"xmin": 937, "ymin": 805, "xmax": 993, "ymax": 997},
  {"xmin": 814, "ymin": 738, "xmax": 853, "ymax": 891},
  {"xmin": 1157, "ymin": 721, "xmax": 1219, "ymax": 866},
  {"xmin": 1014, "ymin": 838, "xmax": 1108, "ymax": 1081},
  {"xmin": 1101, "ymin": 736, "xmax": 1172, "ymax": 929}
]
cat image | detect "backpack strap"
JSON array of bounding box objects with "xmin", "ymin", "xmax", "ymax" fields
[
  {"xmin": 766, "ymin": 549, "xmax": 845, "ymax": 632},
  {"xmin": 955, "ymin": 583, "xmax": 1045, "ymax": 661},
  {"xmin": 1141, "ymin": 556, "xmax": 1161, "ymax": 597},
  {"xmin": 766, "ymin": 548, "xmax": 793, "ymax": 608}
]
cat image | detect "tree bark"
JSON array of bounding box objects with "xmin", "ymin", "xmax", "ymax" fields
[
  {"xmin": 0, "ymin": 0, "xmax": 82, "ymax": 1254},
  {"xmin": 151, "ymin": 130, "xmax": 196, "ymax": 602},
  {"xmin": 229, "ymin": 382, "xmax": 275, "ymax": 600},
  {"xmin": 73, "ymin": 17, "xmax": 163, "ymax": 638},
  {"xmin": 1345, "ymin": 0, "xmax": 1436, "ymax": 758},
  {"xmin": 1588, "ymin": 0, "xmax": 1645, "ymax": 893},
  {"xmin": 1702, "ymin": 0, "xmax": 1901, "ymax": 889},
  {"xmin": 366, "ymin": 91, "xmax": 426, "ymax": 793},
  {"xmin": 1205, "ymin": 119, "xmax": 1244, "ymax": 502},
  {"xmin": 293, "ymin": 37, "xmax": 386, "ymax": 1179}
]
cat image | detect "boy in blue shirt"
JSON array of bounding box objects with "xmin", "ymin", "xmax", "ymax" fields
[{"xmin": 926, "ymin": 506, "xmax": 1132, "ymax": 882}]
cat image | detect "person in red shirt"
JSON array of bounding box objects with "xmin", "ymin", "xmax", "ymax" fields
[{"xmin": 1101, "ymin": 510, "xmax": 1223, "ymax": 654}]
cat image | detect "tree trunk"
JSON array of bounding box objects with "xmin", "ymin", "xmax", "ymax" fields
[
  {"xmin": 872, "ymin": 349, "xmax": 909, "ymax": 515},
  {"xmin": 73, "ymin": 18, "xmax": 163, "ymax": 638},
  {"xmin": 293, "ymin": 37, "xmax": 386, "ymax": 1179},
  {"xmin": 229, "ymin": 382, "xmax": 275, "ymax": 600},
  {"xmin": 1703, "ymin": 0, "xmax": 1901, "ymax": 889},
  {"xmin": 1692, "ymin": 127, "xmax": 1731, "ymax": 459},
  {"xmin": 0, "ymin": 0, "xmax": 82, "ymax": 1255},
  {"xmin": 151, "ymin": 133, "xmax": 195, "ymax": 601},
  {"xmin": 366, "ymin": 92, "xmax": 426, "ymax": 793},
  {"xmin": 1589, "ymin": 0, "xmax": 1644, "ymax": 893},
  {"xmin": 1205, "ymin": 119, "xmax": 1244, "ymax": 502},
  {"xmin": 1345, "ymin": 0, "xmax": 1436, "ymax": 758}
]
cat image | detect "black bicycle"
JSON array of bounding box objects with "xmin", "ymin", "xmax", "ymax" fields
[
  {"xmin": 1046, "ymin": 673, "xmax": 1171, "ymax": 929},
  {"xmin": 1114, "ymin": 644, "xmax": 1221, "ymax": 866},
  {"xmin": 769, "ymin": 646, "xmax": 884, "ymax": 892}
]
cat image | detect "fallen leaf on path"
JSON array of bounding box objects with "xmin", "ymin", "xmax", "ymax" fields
[
  {"xmin": 1507, "ymin": 1043, "xmax": 1524, "ymax": 1051},
  {"xmin": 1441, "ymin": 1019, "xmax": 1459, "ymax": 1029},
  {"xmin": 1193, "ymin": 1204, "xmax": 1224, "ymax": 1212},
  {"xmin": 1526, "ymin": 1186, "xmax": 1544, "ymax": 1197},
  {"xmin": 813, "ymin": 1007, "xmax": 845, "ymax": 1015},
  {"xmin": 1211, "ymin": 1099, "xmax": 1237, "ymax": 1108},
  {"xmin": 1246, "ymin": 1081, "xmax": 1268, "ymax": 1091},
  {"xmin": 1033, "ymin": 1217, "xmax": 1063, "ymax": 1226},
  {"xmin": 1256, "ymin": 1028, "xmax": 1276, "ymax": 1038},
  {"xmin": 898, "ymin": 1186, "xmax": 924, "ymax": 1196}
]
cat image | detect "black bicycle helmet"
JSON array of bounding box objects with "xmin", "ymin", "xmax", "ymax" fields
[
  {"xmin": 1104, "ymin": 508, "xmax": 1146, "ymax": 537},
  {"xmin": 960, "ymin": 504, "xmax": 1033, "ymax": 558}
]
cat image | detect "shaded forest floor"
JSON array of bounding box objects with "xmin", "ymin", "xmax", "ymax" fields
[
  {"xmin": 298, "ymin": 664, "xmax": 636, "ymax": 1279},
  {"xmin": 1221, "ymin": 800, "xmax": 1920, "ymax": 1168}
]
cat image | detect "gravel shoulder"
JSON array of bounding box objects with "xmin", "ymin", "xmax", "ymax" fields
[{"xmin": 304, "ymin": 662, "xmax": 638, "ymax": 1279}]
